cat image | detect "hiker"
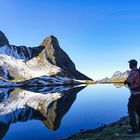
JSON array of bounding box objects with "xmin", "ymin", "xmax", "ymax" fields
[{"xmin": 124, "ymin": 59, "xmax": 140, "ymax": 134}]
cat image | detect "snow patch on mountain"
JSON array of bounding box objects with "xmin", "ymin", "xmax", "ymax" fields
[{"xmin": 0, "ymin": 45, "xmax": 61, "ymax": 81}]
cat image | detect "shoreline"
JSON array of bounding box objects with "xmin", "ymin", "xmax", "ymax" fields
[{"xmin": 63, "ymin": 116, "xmax": 140, "ymax": 140}]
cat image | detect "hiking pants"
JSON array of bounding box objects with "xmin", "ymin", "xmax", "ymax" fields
[{"xmin": 128, "ymin": 94, "xmax": 140, "ymax": 129}]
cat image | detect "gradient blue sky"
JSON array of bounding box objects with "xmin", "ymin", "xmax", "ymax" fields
[{"xmin": 0, "ymin": 0, "xmax": 140, "ymax": 80}]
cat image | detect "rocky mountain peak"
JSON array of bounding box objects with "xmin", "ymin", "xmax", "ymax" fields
[
  {"xmin": 40, "ymin": 35, "xmax": 92, "ymax": 80},
  {"xmin": 0, "ymin": 31, "xmax": 9, "ymax": 46},
  {"xmin": 41, "ymin": 35, "xmax": 59, "ymax": 49},
  {"xmin": 0, "ymin": 31, "xmax": 92, "ymax": 82},
  {"xmin": 41, "ymin": 35, "xmax": 71, "ymax": 65}
]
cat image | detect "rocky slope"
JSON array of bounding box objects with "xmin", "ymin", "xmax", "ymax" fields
[
  {"xmin": 0, "ymin": 31, "xmax": 92, "ymax": 86},
  {"xmin": 65, "ymin": 116, "xmax": 140, "ymax": 140},
  {"xmin": 97, "ymin": 71, "xmax": 129, "ymax": 83}
]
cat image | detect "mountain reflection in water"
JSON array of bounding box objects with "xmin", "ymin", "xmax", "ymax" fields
[
  {"xmin": 113, "ymin": 83, "xmax": 125, "ymax": 88},
  {"xmin": 0, "ymin": 85, "xmax": 86, "ymax": 139}
]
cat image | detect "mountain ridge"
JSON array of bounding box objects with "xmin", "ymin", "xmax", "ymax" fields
[
  {"xmin": 97, "ymin": 70, "xmax": 129, "ymax": 83},
  {"xmin": 0, "ymin": 31, "xmax": 92, "ymax": 86}
]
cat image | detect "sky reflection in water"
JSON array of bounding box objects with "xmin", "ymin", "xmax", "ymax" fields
[{"xmin": 0, "ymin": 84, "xmax": 130, "ymax": 140}]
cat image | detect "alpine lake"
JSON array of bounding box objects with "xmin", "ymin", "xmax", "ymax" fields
[{"xmin": 0, "ymin": 83, "xmax": 130, "ymax": 140}]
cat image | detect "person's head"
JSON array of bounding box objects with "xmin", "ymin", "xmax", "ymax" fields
[{"xmin": 128, "ymin": 59, "xmax": 138, "ymax": 69}]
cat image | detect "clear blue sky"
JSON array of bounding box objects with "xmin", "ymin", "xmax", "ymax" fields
[{"xmin": 0, "ymin": 0, "xmax": 140, "ymax": 80}]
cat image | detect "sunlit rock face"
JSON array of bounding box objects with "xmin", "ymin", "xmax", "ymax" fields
[
  {"xmin": 0, "ymin": 85, "xmax": 86, "ymax": 139},
  {"xmin": 0, "ymin": 31, "xmax": 92, "ymax": 85}
]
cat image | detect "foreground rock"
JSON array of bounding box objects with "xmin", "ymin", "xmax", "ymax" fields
[
  {"xmin": 65, "ymin": 116, "xmax": 140, "ymax": 140},
  {"xmin": 0, "ymin": 31, "xmax": 93, "ymax": 86}
]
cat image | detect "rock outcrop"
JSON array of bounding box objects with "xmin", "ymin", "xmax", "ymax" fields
[
  {"xmin": 41, "ymin": 36, "xmax": 91, "ymax": 80},
  {"xmin": 0, "ymin": 31, "xmax": 9, "ymax": 46}
]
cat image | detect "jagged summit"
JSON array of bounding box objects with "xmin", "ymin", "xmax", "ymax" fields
[
  {"xmin": 41, "ymin": 35, "xmax": 58, "ymax": 46},
  {"xmin": 0, "ymin": 31, "xmax": 9, "ymax": 46},
  {"xmin": 41, "ymin": 35, "xmax": 91, "ymax": 80},
  {"xmin": 41, "ymin": 35, "xmax": 59, "ymax": 54}
]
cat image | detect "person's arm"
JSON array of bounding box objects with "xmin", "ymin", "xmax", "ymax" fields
[
  {"xmin": 124, "ymin": 71, "xmax": 133, "ymax": 87},
  {"xmin": 124, "ymin": 71, "xmax": 138, "ymax": 88},
  {"xmin": 124, "ymin": 80, "xmax": 131, "ymax": 87}
]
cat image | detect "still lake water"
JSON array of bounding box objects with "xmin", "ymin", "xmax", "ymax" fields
[{"xmin": 0, "ymin": 84, "xmax": 130, "ymax": 140}]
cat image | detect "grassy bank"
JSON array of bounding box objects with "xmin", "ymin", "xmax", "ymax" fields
[{"xmin": 63, "ymin": 116, "xmax": 140, "ymax": 140}]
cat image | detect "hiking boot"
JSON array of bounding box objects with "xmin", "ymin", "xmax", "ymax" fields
[{"xmin": 127, "ymin": 128, "xmax": 138, "ymax": 134}]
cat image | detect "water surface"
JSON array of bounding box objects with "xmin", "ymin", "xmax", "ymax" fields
[{"xmin": 0, "ymin": 84, "xmax": 130, "ymax": 140}]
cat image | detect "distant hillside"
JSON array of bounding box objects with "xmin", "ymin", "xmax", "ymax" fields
[{"xmin": 97, "ymin": 70, "xmax": 129, "ymax": 83}]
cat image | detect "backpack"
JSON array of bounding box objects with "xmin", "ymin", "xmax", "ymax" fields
[{"xmin": 130, "ymin": 68, "xmax": 140, "ymax": 92}]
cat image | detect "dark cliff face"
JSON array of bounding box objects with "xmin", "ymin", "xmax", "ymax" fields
[
  {"xmin": 10, "ymin": 45, "xmax": 45, "ymax": 61},
  {"xmin": 0, "ymin": 31, "xmax": 9, "ymax": 46},
  {"xmin": 0, "ymin": 31, "xmax": 92, "ymax": 81},
  {"xmin": 41, "ymin": 36, "xmax": 75, "ymax": 68},
  {"xmin": 41, "ymin": 35, "xmax": 92, "ymax": 80}
]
